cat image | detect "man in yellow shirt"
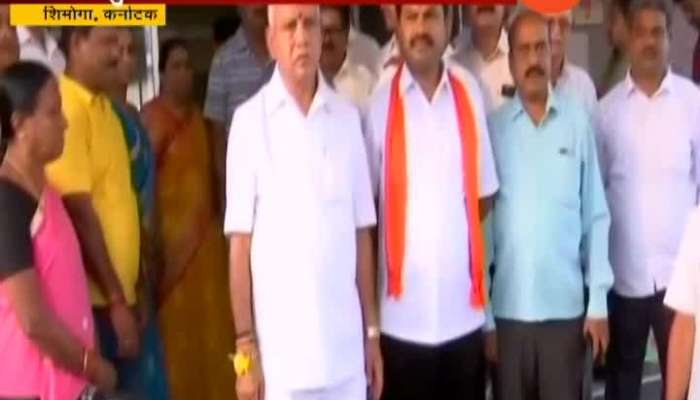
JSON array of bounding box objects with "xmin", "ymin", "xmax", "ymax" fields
[{"xmin": 46, "ymin": 27, "xmax": 146, "ymax": 395}]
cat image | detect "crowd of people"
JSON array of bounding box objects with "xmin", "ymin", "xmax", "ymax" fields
[{"xmin": 1, "ymin": 1, "xmax": 700, "ymax": 400}]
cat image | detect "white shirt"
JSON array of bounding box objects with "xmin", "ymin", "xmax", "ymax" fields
[
  {"xmin": 347, "ymin": 26, "xmax": 382, "ymax": 76},
  {"xmin": 554, "ymin": 62, "xmax": 598, "ymax": 116},
  {"xmin": 665, "ymin": 207, "xmax": 700, "ymax": 399},
  {"xmin": 224, "ymin": 67, "xmax": 376, "ymax": 390},
  {"xmin": 451, "ymin": 29, "xmax": 513, "ymax": 113},
  {"xmin": 17, "ymin": 27, "xmax": 65, "ymax": 75},
  {"xmin": 365, "ymin": 64, "xmax": 499, "ymax": 345},
  {"xmin": 597, "ymin": 70, "xmax": 700, "ymax": 298},
  {"xmin": 332, "ymin": 55, "xmax": 377, "ymax": 111}
]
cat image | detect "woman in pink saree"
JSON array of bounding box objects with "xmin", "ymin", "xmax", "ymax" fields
[{"xmin": 0, "ymin": 62, "xmax": 117, "ymax": 400}]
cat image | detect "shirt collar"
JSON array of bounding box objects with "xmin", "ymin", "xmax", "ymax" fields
[
  {"xmin": 509, "ymin": 86, "xmax": 559, "ymax": 125},
  {"xmin": 624, "ymin": 68, "xmax": 674, "ymax": 98},
  {"xmin": 399, "ymin": 62, "xmax": 451, "ymax": 102},
  {"xmin": 265, "ymin": 65, "xmax": 333, "ymax": 117},
  {"xmin": 60, "ymin": 74, "xmax": 101, "ymax": 106},
  {"xmin": 230, "ymin": 29, "xmax": 253, "ymax": 56}
]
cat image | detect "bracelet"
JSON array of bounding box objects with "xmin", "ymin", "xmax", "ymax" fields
[
  {"xmin": 236, "ymin": 330, "xmax": 254, "ymax": 340},
  {"xmin": 81, "ymin": 348, "xmax": 90, "ymax": 376},
  {"xmin": 235, "ymin": 331, "xmax": 256, "ymax": 345}
]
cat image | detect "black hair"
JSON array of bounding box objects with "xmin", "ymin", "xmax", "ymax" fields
[
  {"xmin": 612, "ymin": 0, "xmax": 633, "ymax": 14},
  {"xmin": 396, "ymin": 5, "xmax": 450, "ymax": 20},
  {"xmin": 321, "ymin": 5, "xmax": 351, "ymax": 31},
  {"xmin": 0, "ymin": 61, "xmax": 54, "ymax": 162},
  {"xmin": 213, "ymin": 15, "xmax": 240, "ymax": 45},
  {"xmin": 158, "ymin": 37, "xmax": 188, "ymax": 73},
  {"xmin": 59, "ymin": 27, "xmax": 94, "ymax": 61},
  {"xmin": 626, "ymin": 0, "xmax": 673, "ymax": 29}
]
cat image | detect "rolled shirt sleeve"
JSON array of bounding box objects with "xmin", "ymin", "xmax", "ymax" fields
[
  {"xmin": 350, "ymin": 112, "xmax": 377, "ymax": 229},
  {"xmin": 581, "ymin": 119, "xmax": 614, "ymax": 319},
  {"xmin": 223, "ymin": 107, "xmax": 257, "ymax": 235},
  {"xmin": 470, "ymin": 74, "xmax": 499, "ymax": 199},
  {"xmin": 363, "ymin": 94, "xmax": 385, "ymax": 201},
  {"xmin": 665, "ymin": 209, "xmax": 700, "ymax": 316}
]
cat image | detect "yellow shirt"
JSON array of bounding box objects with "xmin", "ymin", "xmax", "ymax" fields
[{"xmin": 46, "ymin": 75, "xmax": 140, "ymax": 306}]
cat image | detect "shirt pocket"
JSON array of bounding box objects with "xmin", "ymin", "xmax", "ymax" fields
[
  {"xmin": 547, "ymin": 146, "xmax": 581, "ymax": 211},
  {"xmin": 656, "ymin": 133, "xmax": 692, "ymax": 177}
]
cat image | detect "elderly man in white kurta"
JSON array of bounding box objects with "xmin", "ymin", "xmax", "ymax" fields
[{"xmin": 225, "ymin": 5, "xmax": 383, "ymax": 400}]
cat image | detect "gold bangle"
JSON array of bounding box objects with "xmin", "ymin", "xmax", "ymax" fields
[{"xmin": 81, "ymin": 348, "xmax": 90, "ymax": 376}]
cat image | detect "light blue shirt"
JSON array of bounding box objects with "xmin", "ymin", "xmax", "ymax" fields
[{"xmin": 486, "ymin": 91, "xmax": 613, "ymax": 329}]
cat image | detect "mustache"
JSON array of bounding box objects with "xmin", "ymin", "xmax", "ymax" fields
[
  {"xmin": 322, "ymin": 42, "xmax": 335, "ymax": 52},
  {"xmin": 525, "ymin": 66, "xmax": 546, "ymax": 78},
  {"xmin": 409, "ymin": 34, "xmax": 434, "ymax": 48}
]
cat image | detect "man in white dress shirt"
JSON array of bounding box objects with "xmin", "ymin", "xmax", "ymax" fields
[
  {"xmin": 596, "ymin": 0, "xmax": 700, "ymax": 398},
  {"xmin": 365, "ymin": 5, "xmax": 499, "ymax": 400},
  {"xmin": 452, "ymin": 5, "xmax": 514, "ymax": 112},
  {"xmin": 320, "ymin": 6, "xmax": 377, "ymax": 110},
  {"xmin": 225, "ymin": 5, "xmax": 383, "ymax": 400},
  {"xmin": 18, "ymin": 26, "xmax": 65, "ymax": 74},
  {"xmin": 542, "ymin": 10, "xmax": 598, "ymax": 115}
]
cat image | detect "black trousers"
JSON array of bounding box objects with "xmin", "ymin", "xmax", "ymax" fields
[
  {"xmin": 381, "ymin": 329, "xmax": 485, "ymax": 400},
  {"xmin": 605, "ymin": 290, "xmax": 673, "ymax": 400},
  {"xmin": 495, "ymin": 318, "xmax": 585, "ymax": 400}
]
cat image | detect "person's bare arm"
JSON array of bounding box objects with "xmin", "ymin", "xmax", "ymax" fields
[
  {"xmin": 208, "ymin": 119, "xmax": 227, "ymax": 215},
  {"xmin": 667, "ymin": 311, "xmax": 695, "ymax": 400},
  {"xmin": 479, "ymin": 195, "xmax": 494, "ymax": 221},
  {"xmin": 62, "ymin": 194, "xmax": 140, "ymax": 357},
  {"xmin": 356, "ymin": 227, "xmax": 379, "ymax": 330},
  {"xmin": 63, "ymin": 194, "xmax": 124, "ymax": 300},
  {"xmin": 229, "ymin": 232, "xmax": 265, "ymax": 400},
  {"xmin": 356, "ymin": 227, "xmax": 383, "ymax": 400},
  {"xmin": 229, "ymin": 233, "xmax": 254, "ymax": 337},
  {"xmin": 4, "ymin": 269, "xmax": 117, "ymax": 390}
]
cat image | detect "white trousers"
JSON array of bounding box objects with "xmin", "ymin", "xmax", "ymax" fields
[{"xmin": 265, "ymin": 373, "xmax": 367, "ymax": 400}]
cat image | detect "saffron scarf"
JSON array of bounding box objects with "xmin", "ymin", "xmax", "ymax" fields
[{"xmin": 384, "ymin": 64, "xmax": 486, "ymax": 309}]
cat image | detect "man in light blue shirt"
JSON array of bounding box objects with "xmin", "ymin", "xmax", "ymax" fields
[{"xmin": 487, "ymin": 10, "xmax": 614, "ymax": 400}]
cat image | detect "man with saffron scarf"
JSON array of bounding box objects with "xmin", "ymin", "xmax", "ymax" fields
[
  {"xmin": 487, "ymin": 10, "xmax": 613, "ymax": 399},
  {"xmin": 365, "ymin": 5, "xmax": 499, "ymax": 399},
  {"xmin": 226, "ymin": 5, "xmax": 382, "ymax": 400}
]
